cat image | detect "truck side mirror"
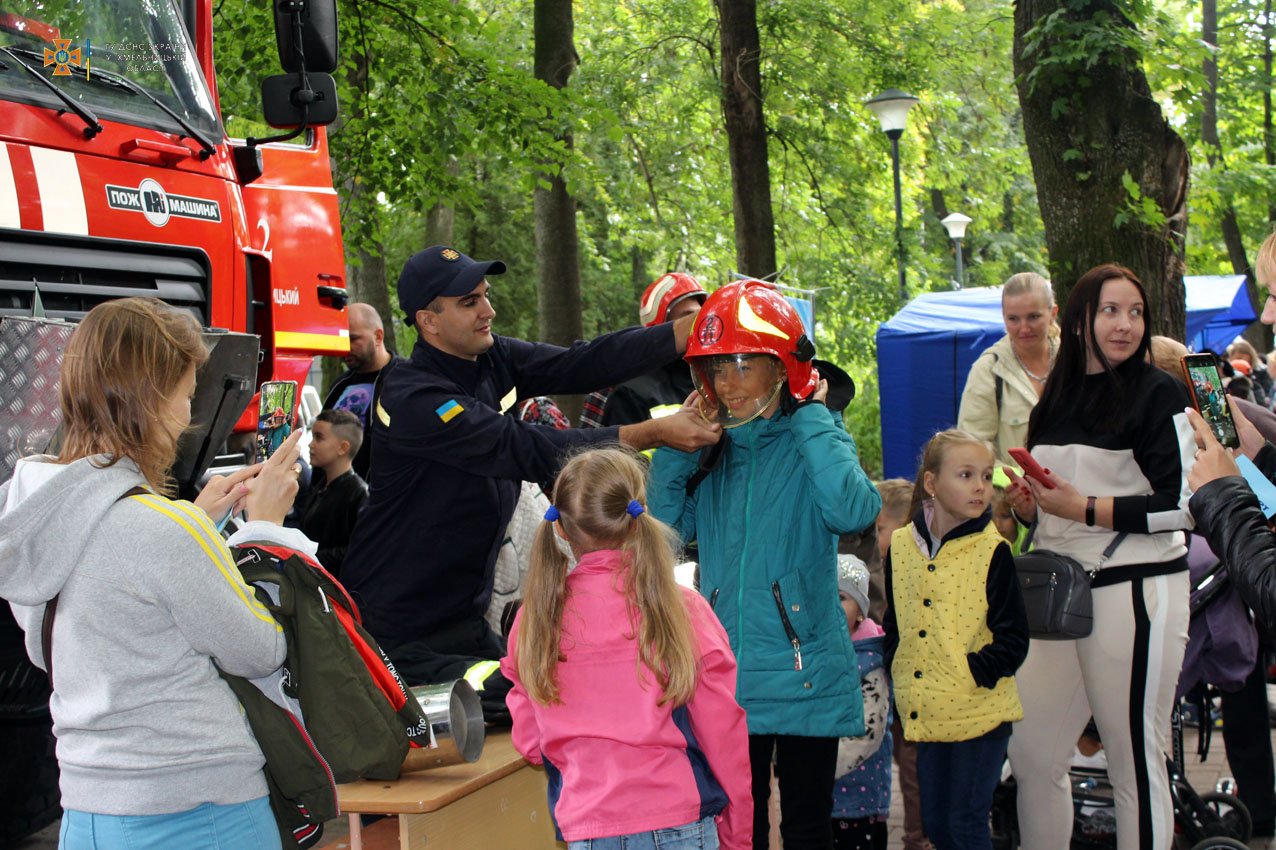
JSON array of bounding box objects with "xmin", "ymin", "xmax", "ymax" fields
[
  {"xmin": 274, "ymin": 0, "xmax": 339, "ymax": 74},
  {"xmin": 261, "ymin": 72, "xmax": 338, "ymax": 128}
]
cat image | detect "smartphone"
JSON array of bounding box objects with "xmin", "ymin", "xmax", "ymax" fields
[
  {"xmin": 1007, "ymin": 447, "xmax": 1056, "ymax": 489},
  {"xmin": 1181, "ymin": 354, "xmax": 1240, "ymax": 449},
  {"xmin": 255, "ymin": 380, "xmax": 298, "ymax": 464}
]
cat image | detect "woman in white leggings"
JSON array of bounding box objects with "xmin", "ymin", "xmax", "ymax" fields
[{"xmin": 1003, "ymin": 264, "xmax": 1195, "ymax": 850}]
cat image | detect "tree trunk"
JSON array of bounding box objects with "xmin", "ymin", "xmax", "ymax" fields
[
  {"xmin": 716, "ymin": 0, "xmax": 777, "ymax": 279},
  {"xmin": 1013, "ymin": 0, "xmax": 1189, "ymax": 338},
  {"xmin": 533, "ymin": 0, "xmax": 584, "ymax": 422},
  {"xmin": 1202, "ymin": 0, "xmax": 1267, "ymax": 349},
  {"xmin": 332, "ymin": 44, "xmax": 396, "ymax": 359},
  {"xmin": 425, "ymin": 201, "xmax": 454, "ymax": 247}
]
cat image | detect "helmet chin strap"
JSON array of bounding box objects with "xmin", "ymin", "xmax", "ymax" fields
[{"xmin": 722, "ymin": 381, "xmax": 786, "ymax": 430}]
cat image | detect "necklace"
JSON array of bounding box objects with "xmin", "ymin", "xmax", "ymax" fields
[{"xmin": 1012, "ymin": 339, "xmax": 1055, "ymax": 384}]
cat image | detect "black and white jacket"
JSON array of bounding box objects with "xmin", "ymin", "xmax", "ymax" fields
[{"xmin": 1029, "ymin": 367, "xmax": 1196, "ymax": 573}]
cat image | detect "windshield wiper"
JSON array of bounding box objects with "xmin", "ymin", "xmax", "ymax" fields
[
  {"xmin": 0, "ymin": 46, "xmax": 102, "ymax": 138},
  {"xmin": 4, "ymin": 48, "xmax": 217, "ymax": 159}
]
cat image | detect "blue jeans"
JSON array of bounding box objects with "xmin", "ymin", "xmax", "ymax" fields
[
  {"xmin": 59, "ymin": 796, "xmax": 281, "ymax": 850},
  {"xmin": 915, "ymin": 735, "xmax": 1008, "ymax": 850},
  {"xmin": 566, "ymin": 815, "xmax": 719, "ymax": 849}
]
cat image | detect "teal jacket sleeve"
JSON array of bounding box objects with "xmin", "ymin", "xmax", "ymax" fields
[
  {"xmin": 789, "ymin": 404, "xmax": 882, "ymax": 535},
  {"xmin": 649, "ymin": 445, "xmax": 702, "ymax": 545}
]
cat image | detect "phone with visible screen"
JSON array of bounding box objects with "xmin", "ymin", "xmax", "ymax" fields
[
  {"xmin": 255, "ymin": 381, "xmax": 297, "ymax": 464},
  {"xmin": 1181, "ymin": 354, "xmax": 1240, "ymax": 449},
  {"xmin": 1007, "ymin": 447, "xmax": 1056, "ymax": 489}
]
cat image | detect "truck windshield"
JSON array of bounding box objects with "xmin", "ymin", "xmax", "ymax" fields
[{"xmin": 0, "ymin": 0, "xmax": 221, "ymax": 141}]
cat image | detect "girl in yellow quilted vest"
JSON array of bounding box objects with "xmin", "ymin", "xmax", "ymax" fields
[{"xmin": 882, "ymin": 429, "xmax": 1029, "ymax": 850}]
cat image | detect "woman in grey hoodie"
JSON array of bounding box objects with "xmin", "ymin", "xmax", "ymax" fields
[{"xmin": 0, "ymin": 298, "xmax": 312, "ymax": 850}]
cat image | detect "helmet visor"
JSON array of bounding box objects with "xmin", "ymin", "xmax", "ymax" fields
[{"xmin": 690, "ymin": 354, "xmax": 785, "ymax": 429}]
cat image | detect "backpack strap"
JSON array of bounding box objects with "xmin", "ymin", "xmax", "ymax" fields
[{"xmin": 42, "ymin": 485, "xmax": 150, "ymax": 688}]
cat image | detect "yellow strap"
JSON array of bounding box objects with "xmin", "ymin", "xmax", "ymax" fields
[{"xmin": 131, "ymin": 494, "xmax": 280, "ymax": 630}]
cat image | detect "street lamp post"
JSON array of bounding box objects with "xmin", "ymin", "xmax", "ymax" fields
[
  {"xmin": 866, "ymin": 88, "xmax": 919, "ymax": 305},
  {"xmin": 941, "ymin": 212, "xmax": 972, "ymax": 290}
]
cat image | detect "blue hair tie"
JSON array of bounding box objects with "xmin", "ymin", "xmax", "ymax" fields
[
  {"xmin": 544, "ymin": 505, "xmax": 560, "ymax": 522},
  {"xmin": 626, "ymin": 500, "xmax": 645, "ymax": 518}
]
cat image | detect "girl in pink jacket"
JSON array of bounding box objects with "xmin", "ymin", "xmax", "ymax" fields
[{"xmin": 502, "ymin": 448, "xmax": 752, "ymax": 850}]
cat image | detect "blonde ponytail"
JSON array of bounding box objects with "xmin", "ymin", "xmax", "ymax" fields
[{"xmin": 513, "ymin": 447, "xmax": 698, "ymax": 706}]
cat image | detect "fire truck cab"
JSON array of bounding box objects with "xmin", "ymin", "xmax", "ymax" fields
[{"xmin": 0, "ymin": 0, "xmax": 349, "ymax": 415}]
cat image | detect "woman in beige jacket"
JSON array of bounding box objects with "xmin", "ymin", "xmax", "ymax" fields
[{"xmin": 957, "ymin": 273, "xmax": 1058, "ymax": 464}]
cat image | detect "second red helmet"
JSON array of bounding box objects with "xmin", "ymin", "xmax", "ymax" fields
[{"xmin": 639, "ymin": 273, "xmax": 707, "ymax": 327}]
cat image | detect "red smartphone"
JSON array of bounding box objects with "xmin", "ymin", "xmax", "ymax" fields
[{"xmin": 1007, "ymin": 447, "xmax": 1056, "ymax": 489}]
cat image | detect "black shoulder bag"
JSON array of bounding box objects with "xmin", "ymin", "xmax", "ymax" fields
[{"xmin": 1014, "ymin": 524, "xmax": 1126, "ymax": 640}]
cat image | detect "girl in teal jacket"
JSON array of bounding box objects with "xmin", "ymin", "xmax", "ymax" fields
[{"xmin": 650, "ymin": 280, "xmax": 882, "ymax": 850}]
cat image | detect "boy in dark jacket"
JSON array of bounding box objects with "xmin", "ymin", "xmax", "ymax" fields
[{"xmin": 301, "ymin": 409, "xmax": 368, "ymax": 578}]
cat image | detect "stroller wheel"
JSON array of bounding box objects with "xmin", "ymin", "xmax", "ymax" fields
[
  {"xmin": 1200, "ymin": 791, "xmax": 1253, "ymax": 842},
  {"xmin": 1187, "ymin": 839, "xmax": 1249, "ymax": 850}
]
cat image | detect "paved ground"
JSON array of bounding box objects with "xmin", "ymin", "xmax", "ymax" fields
[{"xmin": 14, "ymin": 726, "xmax": 1276, "ymax": 849}]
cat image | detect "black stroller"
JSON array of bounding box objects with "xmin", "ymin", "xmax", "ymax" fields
[{"xmin": 991, "ymin": 556, "xmax": 1255, "ymax": 850}]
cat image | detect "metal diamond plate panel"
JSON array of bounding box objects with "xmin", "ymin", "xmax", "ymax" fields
[{"xmin": 0, "ymin": 318, "xmax": 75, "ymax": 484}]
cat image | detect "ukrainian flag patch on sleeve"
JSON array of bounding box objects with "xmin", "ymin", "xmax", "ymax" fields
[{"xmin": 436, "ymin": 399, "xmax": 464, "ymax": 423}]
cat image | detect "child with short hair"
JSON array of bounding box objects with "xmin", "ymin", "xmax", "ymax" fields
[
  {"xmin": 501, "ymin": 448, "xmax": 752, "ymax": 849},
  {"xmin": 884, "ymin": 429, "xmax": 1029, "ymax": 850},
  {"xmin": 300, "ymin": 408, "xmax": 368, "ymax": 577},
  {"xmin": 831, "ymin": 555, "xmax": 892, "ymax": 850}
]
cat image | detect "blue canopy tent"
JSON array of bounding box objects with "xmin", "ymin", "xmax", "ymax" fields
[
  {"xmin": 1185, "ymin": 275, "xmax": 1255, "ymax": 353},
  {"xmin": 875, "ymin": 275, "xmax": 1254, "ymax": 479}
]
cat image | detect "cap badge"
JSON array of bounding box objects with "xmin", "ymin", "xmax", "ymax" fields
[{"xmin": 441, "ymin": 248, "xmax": 461, "ymax": 261}]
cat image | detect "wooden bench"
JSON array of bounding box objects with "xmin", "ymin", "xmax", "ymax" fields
[{"xmin": 336, "ymin": 731, "xmax": 559, "ymax": 849}]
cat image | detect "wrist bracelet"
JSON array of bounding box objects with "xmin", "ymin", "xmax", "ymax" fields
[{"xmin": 1085, "ymin": 496, "xmax": 1096, "ymax": 527}]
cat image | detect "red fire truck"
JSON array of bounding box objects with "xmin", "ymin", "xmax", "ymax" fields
[
  {"xmin": 0, "ymin": 0, "xmax": 349, "ymax": 416},
  {"xmin": 0, "ymin": 1, "xmax": 347, "ymax": 839}
]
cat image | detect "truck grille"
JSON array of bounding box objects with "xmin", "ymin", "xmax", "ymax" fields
[{"xmin": 0, "ymin": 229, "xmax": 212, "ymax": 325}]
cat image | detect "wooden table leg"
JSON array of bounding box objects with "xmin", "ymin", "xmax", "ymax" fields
[{"xmin": 348, "ymin": 813, "xmax": 363, "ymax": 850}]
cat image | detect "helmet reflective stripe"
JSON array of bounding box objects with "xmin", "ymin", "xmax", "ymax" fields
[
  {"xmin": 738, "ymin": 294, "xmax": 790, "ymax": 339},
  {"xmin": 639, "ymin": 272, "xmax": 707, "ymax": 327},
  {"xmin": 639, "ymin": 275, "xmax": 678, "ymax": 325}
]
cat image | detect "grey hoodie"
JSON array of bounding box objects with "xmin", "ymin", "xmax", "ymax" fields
[{"xmin": 0, "ymin": 456, "xmax": 288, "ymax": 816}]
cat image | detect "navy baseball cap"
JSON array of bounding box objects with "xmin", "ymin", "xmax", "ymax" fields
[{"xmin": 397, "ymin": 246, "xmax": 507, "ymax": 321}]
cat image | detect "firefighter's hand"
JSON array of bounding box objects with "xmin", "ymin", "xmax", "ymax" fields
[
  {"xmin": 656, "ymin": 405, "xmax": 722, "ymax": 452},
  {"xmin": 195, "ymin": 464, "xmax": 258, "ymax": 524},
  {"xmin": 245, "ymin": 429, "xmax": 304, "ymax": 525}
]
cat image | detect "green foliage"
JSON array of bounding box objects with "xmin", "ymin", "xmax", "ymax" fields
[
  {"xmin": 208, "ymin": 0, "xmax": 1270, "ymax": 471},
  {"xmin": 1114, "ymin": 169, "xmax": 1169, "ymax": 229}
]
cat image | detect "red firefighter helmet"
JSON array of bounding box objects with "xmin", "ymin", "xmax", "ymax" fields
[
  {"xmin": 686, "ymin": 279, "xmax": 817, "ymax": 427},
  {"xmin": 638, "ymin": 273, "xmax": 707, "ymax": 327}
]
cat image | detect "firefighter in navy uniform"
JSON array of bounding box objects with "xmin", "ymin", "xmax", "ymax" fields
[
  {"xmin": 599, "ymin": 273, "xmax": 707, "ymax": 428},
  {"xmin": 340, "ymin": 246, "xmax": 721, "ymax": 709}
]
